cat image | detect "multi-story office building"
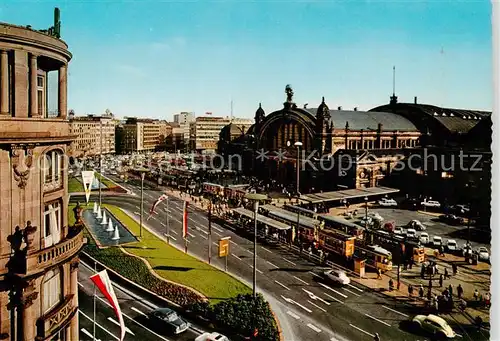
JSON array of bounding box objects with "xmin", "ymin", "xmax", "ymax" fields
[
  {"xmin": 0, "ymin": 9, "xmax": 84, "ymax": 341},
  {"xmin": 173, "ymin": 112, "xmax": 195, "ymax": 150},
  {"xmin": 229, "ymin": 117, "xmax": 253, "ymax": 134},
  {"xmin": 119, "ymin": 117, "xmax": 171, "ymax": 153},
  {"xmin": 69, "ymin": 114, "xmax": 115, "ymax": 157},
  {"xmin": 190, "ymin": 116, "xmax": 231, "ymax": 152}
]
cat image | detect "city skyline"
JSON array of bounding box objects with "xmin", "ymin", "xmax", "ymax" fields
[{"xmin": 0, "ymin": 1, "xmax": 492, "ymax": 119}]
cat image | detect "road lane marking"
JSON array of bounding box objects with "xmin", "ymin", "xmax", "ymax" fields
[
  {"xmin": 131, "ymin": 307, "xmax": 148, "ymax": 317},
  {"xmin": 364, "ymin": 313, "xmax": 391, "ymax": 327},
  {"xmin": 307, "ymin": 300, "xmax": 327, "ymax": 313},
  {"xmin": 248, "ymin": 264, "xmax": 263, "ymax": 274},
  {"xmin": 283, "ymin": 258, "xmax": 297, "ymax": 266},
  {"xmin": 286, "ymin": 311, "xmax": 300, "ymax": 320},
  {"xmin": 169, "ymin": 235, "xmax": 177, "ymax": 241},
  {"xmin": 318, "ymin": 283, "xmax": 348, "ymax": 298},
  {"xmin": 199, "ymin": 234, "xmax": 208, "ymax": 240},
  {"xmin": 171, "ymin": 230, "xmax": 178, "ymax": 235},
  {"xmin": 133, "ymin": 211, "xmax": 140, "ymax": 215},
  {"xmin": 382, "ymin": 305, "xmax": 409, "ymax": 317},
  {"xmin": 347, "ymin": 283, "xmax": 363, "ymax": 292},
  {"xmin": 214, "ymin": 231, "xmax": 222, "ymax": 237},
  {"xmin": 79, "ymin": 310, "xmax": 119, "ymax": 341},
  {"xmin": 213, "ymin": 226, "xmax": 223, "ymax": 233},
  {"xmin": 309, "ymin": 271, "xmax": 322, "ymax": 278},
  {"xmin": 307, "ymin": 323, "xmax": 322, "ymax": 333},
  {"xmin": 349, "ymin": 324, "xmax": 374, "ymax": 337},
  {"xmin": 342, "ymin": 288, "xmax": 360, "ymax": 297},
  {"xmin": 274, "ymin": 280, "xmax": 291, "ymax": 291},
  {"xmin": 293, "ymin": 276, "xmax": 309, "ymax": 285},
  {"xmin": 212, "ymin": 242, "xmax": 218, "ymax": 247},
  {"xmin": 266, "ymin": 261, "xmax": 279, "ymax": 268},
  {"xmin": 245, "ymin": 249, "xmax": 253, "ymax": 255},
  {"xmin": 78, "ymin": 282, "xmax": 84, "ymax": 288},
  {"xmin": 187, "ymin": 232, "xmax": 195, "ymax": 238},
  {"xmin": 231, "ymin": 254, "xmax": 242, "ymax": 260},
  {"xmin": 294, "ymin": 301, "xmax": 312, "ymax": 313},
  {"xmin": 324, "ymin": 293, "xmax": 344, "ymax": 304},
  {"xmin": 81, "ymin": 328, "xmax": 101, "ymax": 341},
  {"xmin": 107, "ymin": 317, "xmax": 135, "ymax": 335},
  {"xmin": 302, "ymin": 289, "xmax": 331, "ymax": 305},
  {"xmin": 261, "ymin": 247, "xmax": 272, "ymax": 253},
  {"xmin": 230, "ymin": 240, "xmax": 238, "ymax": 246}
]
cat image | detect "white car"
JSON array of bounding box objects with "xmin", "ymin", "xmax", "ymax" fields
[
  {"xmin": 446, "ymin": 239, "xmax": 458, "ymax": 252},
  {"xmin": 419, "ymin": 232, "xmax": 430, "ymax": 244},
  {"xmin": 369, "ymin": 212, "xmax": 384, "ymax": 221},
  {"xmin": 476, "ymin": 247, "xmax": 490, "ymax": 261},
  {"xmin": 195, "ymin": 332, "xmax": 229, "ymax": 341},
  {"xmin": 421, "ymin": 200, "xmax": 441, "ymax": 208},
  {"xmin": 406, "ymin": 228, "xmax": 417, "ymax": 239},
  {"xmin": 412, "ymin": 314, "xmax": 456, "ymax": 339},
  {"xmin": 322, "ymin": 269, "xmax": 350, "ymax": 285},
  {"xmin": 393, "ymin": 226, "xmax": 404, "ymax": 235},
  {"xmin": 432, "ymin": 236, "xmax": 443, "ymax": 247},
  {"xmin": 378, "ymin": 198, "xmax": 397, "ymax": 207},
  {"xmin": 407, "ymin": 220, "xmax": 426, "ymax": 231}
]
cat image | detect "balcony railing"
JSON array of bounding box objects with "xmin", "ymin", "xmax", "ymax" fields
[
  {"xmin": 36, "ymin": 294, "xmax": 76, "ymax": 340},
  {"xmin": 43, "ymin": 177, "xmax": 63, "ymax": 193}
]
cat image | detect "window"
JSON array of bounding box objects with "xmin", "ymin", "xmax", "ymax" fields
[
  {"xmin": 43, "ymin": 268, "xmax": 62, "ymax": 314},
  {"xmin": 44, "ymin": 201, "xmax": 61, "ymax": 247},
  {"xmin": 37, "ymin": 75, "xmax": 46, "ymax": 117},
  {"xmin": 44, "ymin": 150, "xmax": 62, "ymax": 184},
  {"xmin": 50, "ymin": 328, "xmax": 67, "ymax": 341}
]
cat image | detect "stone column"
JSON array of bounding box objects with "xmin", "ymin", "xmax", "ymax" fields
[
  {"xmin": 29, "ymin": 54, "xmax": 38, "ymax": 117},
  {"xmin": 0, "ymin": 50, "xmax": 9, "ymax": 115},
  {"xmin": 58, "ymin": 64, "xmax": 67, "ymax": 119},
  {"xmin": 69, "ymin": 259, "xmax": 79, "ymax": 340},
  {"xmin": 21, "ymin": 291, "xmax": 38, "ymax": 341}
]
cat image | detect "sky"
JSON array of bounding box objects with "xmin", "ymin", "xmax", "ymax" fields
[{"xmin": 0, "ymin": 1, "xmax": 492, "ymax": 120}]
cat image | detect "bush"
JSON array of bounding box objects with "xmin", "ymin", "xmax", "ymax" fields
[
  {"xmin": 188, "ymin": 294, "xmax": 280, "ymax": 341},
  {"xmin": 84, "ymin": 238, "xmax": 204, "ymax": 306}
]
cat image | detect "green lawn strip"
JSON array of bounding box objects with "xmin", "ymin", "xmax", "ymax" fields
[
  {"xmin": 96, "ymin": 173, "xmax": 117, "ymax": 189},
  {"xmin": 68, "ymin": 177, "xmax": 84, "ymax": 193}
]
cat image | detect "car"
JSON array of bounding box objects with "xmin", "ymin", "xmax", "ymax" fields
[
  {"xmin": 421, "ymin": 200, "xmax": 441, "ymax": 208},
  {"xmin": 446, "ymin": 239, "xmax": 458, "ymax": 252},
  {"xmin": 411, "ymin": 314, "xmax": 456, "ymax": 338},
  {"xmin": 369, "ymin": 212, "xmax": 384, "ymax": 221},
  {"xmin": 462, "ymin": 243, "xmax": 473, "ymax": 257},
  {"xmin": 393, "ymin": 226, "xmax": 404, "ymax": 235},
  {"xmin": 378, "ymin": 198, "xmax": 398, "ymax": 207},
  {"xmin": 322, "ymin": 269, "xmax": 350, "ymax": 285},
  {"xmin": 195, "ymin": 332, "xmax": 230, "ymax": 341},
  {"xmin": 432, "ymin": 236, "xmax": 443, "ymax": 248},
  {"xmin": 439, "ymin": 214, "xmax": 464, "ymax": 225},
  {"xmin": 359, "ymin": 216, "xmax": 374, "ymax": 227},
  {"xmin": 149, "ymin": 308, "xmax": 190, "ymax": 334},
  {"xmin": 419, "ymin": 232, "xmax": 430, "ymax": 245},
  {"xmin": 406, "ymin": 228, "xmax": 417, "ymax": 240},
  {"xmin": 407, "ymin": 220, "xmax": 426, "ymax": 231},
  {"xmin": 476, "ymin": 247, "xmax": 490, "ymax": 261}
]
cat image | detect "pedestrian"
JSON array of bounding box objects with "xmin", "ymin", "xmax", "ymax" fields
[
  {"xmin": 389, "ymin": 278, "xmax": 394, "ymax": 291},
  {"xmin": 409, "ymin": 258, "xmax": 413, "ymax": 270},
  {"xmin": 408, "ymin": 284, "xmax": 413, "ymax": 297},
  {"xmin": 435, "ymin": 298, "xmax": 439, "ymax": 313},
  {"xmin": 449, "ymin": 284, "xmax": 453, "ymax": 298},
  {"xmin": 485, "ymin": 292, "xmax": 491, "ymax": 308},
  {"xmin": 457, "ymin": 284, "xmax": 463, "ymax": 299},
  {"xmin": 421, "ymin": 264, "xmax": 426, "ymax": 279},
  {"xmin": 444, "ymin": 267, "xmax": 449, "ymax": 279},
  {"xmin": 428, "ymin": 279, "xmax": 433, "ymax": 291},
  {"xmin": 439, "ymin": 274, "xmax": 444, "ymax": 287},
  {"xmin": 452, "ymin": 263, "xmax": 458, "ymax": 275},
  {"xmin": 377, "ymin": 268, "xmax": 382, "ymax": 280},
  {"xmin": 474, "ymin": 289, "xmax": 479, "ymax": 301},
  {"xmin": 475, "ymin": 316, "xmax": 483, "ymax": 331},
  {"xmin": 419, "ymin": 285, "xmax": 424, "ymax": 298},
  {"xmin": 374, "ymin": 332, "xmax": 380, "ymax": 341}
]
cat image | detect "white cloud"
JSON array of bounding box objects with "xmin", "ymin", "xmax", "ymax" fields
[{"xmin": 114, "ymin": 64, "xmax": 146, "ymax": 78}]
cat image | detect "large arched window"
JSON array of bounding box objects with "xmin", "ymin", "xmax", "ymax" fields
[
  {"xmin": 43, "ymin": 200, "xmax": 62, "ymax": 247},
  {"xmin": 42, "ymin": 268, "xmax": 62, "ymax": 314},
  {"xmin": 44, "ymin": 150, "xmax": 63, "ymax": 184}
]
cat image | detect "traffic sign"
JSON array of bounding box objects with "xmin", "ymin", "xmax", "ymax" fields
[{"xmin": 219, "ymin": 237, "xmax": 230, "ymax": 257}]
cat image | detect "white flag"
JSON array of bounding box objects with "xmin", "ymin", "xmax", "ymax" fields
[{"xmin": 82, "ymin": 171, "xmax": 95, "ymax": 203}]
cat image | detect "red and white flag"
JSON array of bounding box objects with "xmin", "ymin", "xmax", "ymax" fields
[
  {"xmin": 90, "ymin": 270, "xmax": 126, "ymax": 341},
  {"xmin": 147, "ymin": 193, "xmax": 168, "ymax": 220},
  {"xmin": 183, "ymin": 201, "xmax": 188, "ymax": 238}
]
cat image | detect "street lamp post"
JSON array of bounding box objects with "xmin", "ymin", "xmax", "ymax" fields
[
  {"xmin": 208, "ymin": 202, "xmax": 212, "ymax": 264},
  {"xmin": 364, "ymin": 196, "xmax": 368, "ymax": 229},
  {"xmin": 136, "ymin": 167, "xmax": 149, "ymax": 238},
  {"xmin": 246, "ymin": 193, "xmax": 268, "ymax": 299},
  {"xmin": 294, "ymin": 142, "xmax": 303, "ymax": 247},
  {"xmin": 99, "ymin": 120, "xmax": 103, "ymax": 207},
  {"xmin": 165, "ymin": 196, "xmax": 170, "ymax": 244}
]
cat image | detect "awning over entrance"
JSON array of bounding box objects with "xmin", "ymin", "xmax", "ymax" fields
[
  {"xmin": 299, "ymin": 186, "xmax": 400, "ymax": 204},
  {"xmin": 232, "ymin": 207, "xmax": 291, "ymax": 231}
]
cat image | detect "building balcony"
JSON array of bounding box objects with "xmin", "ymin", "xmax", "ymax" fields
[
  {"xmin": 7, "ymin": 227, "xmax": 84, "ymax": 277},
  {"xmin": 36, "ymin": 294, "xmax": 76, "ymax": 341},
  {"xmin": 43, "ymin": 178, "xmax": 63, "ymax": 193}
]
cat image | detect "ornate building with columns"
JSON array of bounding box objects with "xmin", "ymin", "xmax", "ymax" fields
[
  {"xmin": 0, "ymin": 9, "xmax": 84, "ymax": 341},
  {"xmin": 229, "ymin": 86, "xmax": 421, "ymax": 192}
]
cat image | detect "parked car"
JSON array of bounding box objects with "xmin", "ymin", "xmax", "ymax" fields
[
  {"xmin": 446, "ymin": 239, "xmax": 458, "ymax": 253},
  {"xmin": 378, "ymin": 198, "xmax": 398, "ymax": 207},
  {"xmin": 439, "ymin": 214, "xmax": 464, "ymax": 225},
  {"xmin": 322, "ymin": 269, "xmax": 350, "ymax": 285},
  {"xmin": 476, "ymin": 247, "xmax": 490, "ymax": 261},
  {"xmin": 149, "ymin": 308, "xmax": 190, "ymax": 335},
  {"xmin": 195, "ymin": 332, "xmax": 230, "ymax": 341},
  {"xmin": 407, "ymin": 220, "xmax": 426, "ymax": 231},
  {"xmin": 393, "ymin": 226, "xmax": 404, "ymax": 235},
  {"xmin": 462, "ymin": 243, "xmax": 473, "ymax": 257},
  {"xmin": 369, "ymin": 212, "xmax": 384, "ymax": 221},
  {"xmin": 421, "ymin": 200, "xmax": 441, "ymax": 208},
  {"xmin": 432, "ymin": 236, "xmax": 443, "ymax": 248},
  {"xmin": 453, "ymin": 204, "xmax": 470, "ymax": 215},
  {"xmin": 406, "ymin": 228, "xmax": 417, "ymax": 240},
  {"xmin": 419, "ymin": 232, "xmax": 430, "ymax": 245},
  {"xmin": 411, "ymin": 314, "xmax": 456, "ymax": 339}
]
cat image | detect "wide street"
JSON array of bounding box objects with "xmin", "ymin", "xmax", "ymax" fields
[
  {"xmin": 78, "ymin": 260, "xmax": 204, "ymax": 341},
  {"xmin": 71, "ymin": 175, "xmax": 450, "ymax": 341}
]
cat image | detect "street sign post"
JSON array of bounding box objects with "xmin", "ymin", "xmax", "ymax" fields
[{"xmin": 219, "ymin": 237, "xmax": 230, "ymax": 272}]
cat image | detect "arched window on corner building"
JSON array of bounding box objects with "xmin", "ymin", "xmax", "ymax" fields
[{"xmin": 42, "ymin": 267, "xmax": 62, "ymax": 315}]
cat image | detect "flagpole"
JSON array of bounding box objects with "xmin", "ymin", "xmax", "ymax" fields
[
  {"xmin": 93, "ymin": 260, "xmax": 96, "ymax": 340},
  {"xmin": 166, "ymin": 196, "xmax": 170, "ymax": 244}
]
